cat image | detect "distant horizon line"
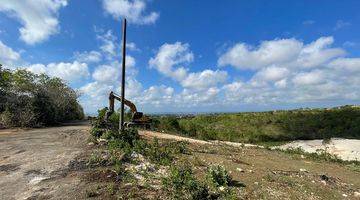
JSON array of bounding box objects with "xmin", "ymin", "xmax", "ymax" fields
[{"xmin": 84, "ymin": 104, "xmax": 359, "ymax": 116}]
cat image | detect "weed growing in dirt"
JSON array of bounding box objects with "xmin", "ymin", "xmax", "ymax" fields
[
  {"xmin": 206, "ymin": 165, "xmax": 232, "ymax": 187},
  {"xmin": 163, "ymin": 163, "xmax": 238, "ymax": 200},
  {"xmin": 162, "ymin": 164, "xmax": 211, "ymax": 199}
]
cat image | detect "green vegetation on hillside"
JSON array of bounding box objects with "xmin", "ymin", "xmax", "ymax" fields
[
  {"xmin": 152, "ymin": 106, "xmax": 360, "ymax": 143},
  {"xmin": 0, "ymin": 65, "xmax": 84, "ymax": 127},
  {"xmin": 88, "ymin": 109, "xmax": 241, "ymax": 199}
]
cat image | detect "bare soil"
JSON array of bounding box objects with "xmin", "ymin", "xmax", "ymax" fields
[{"xmin": 0, "ymin": 123, "xmax": 90, "ymax": 200}]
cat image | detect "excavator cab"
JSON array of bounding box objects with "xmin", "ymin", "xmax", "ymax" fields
[{"xmin": 104, "ymin": 91, "xmax": 152, "ymax": 129}]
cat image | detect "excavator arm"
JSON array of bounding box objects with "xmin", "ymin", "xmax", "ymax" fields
[
  {"xmin": 109, "ymin": 91, "xmax": 137, "ymax": 113},
  {"xmin": 106, "ymin": 91, "xmax": 145, "ymax": 121},
  {"xmin": 104, "ymin": 91, "xmax": 151, "ymax": 128}
]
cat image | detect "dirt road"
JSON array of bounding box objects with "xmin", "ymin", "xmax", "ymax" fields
[{"xmin": 0, "ymin": 123, "xmax": 90, "ymax": 200}]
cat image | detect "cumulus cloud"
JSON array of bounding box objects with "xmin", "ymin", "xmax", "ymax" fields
[
  {"xmin": 149, "ymin": 42, "xmax": 193, "ymax": 81},
  {"xmin": 181, "ymin": 70, "xmax": 227, "ymax": 90},
  {"xmin": 177, "ymin": 87, "xmax": 220, "ymax": 106},
  {"xmin": 140, "ymin": 85, "xmax": 174, "ymax": 106},
  {"xmin": 126, "ymin": 42, "xmax": 139, "ymax": 51},
  {"xmin": 27, "ymin": 61, "xmax": 89, "ymax": 82},
  {"xmin": 102, "ymin": 0, "xmax": 159, "ymax": 25},
  {"xmin": 253, "ymin": 66, "xmax": 289, "ymax": 82},
  {"xmin": 92, "ymin": 55, "xmax": 136, "ymax": 83},
  {"xmin": 292, "ymin": 70, "xmax": 325, "ymax": 86},
  {"xmin": 218, "ymin": 38, "xmax": 303, "ymax": 70},
  {"xmin": 0, "ymin": 40, "xmax": 21, "ymax": 67},
  {"xmin": 221, "ymin": 36, "xmax": 360, "ymax": 105},
  {"xmin": 328, "ymin": 58, "xmax": 360, "ymax": 73},
  {"xmin": 92, "ymin": 64, "xmax": 118, "ymax": 83},
  {"xmin": 0, "ymin": 0, "xmax": 67, "ymax": 45},
  {"xmin": 97, "ymin": 30, "xmax": 117, "ymax": 58},
  {"xmin": 74, "ymin": 51, "xmax": 102, "ymax": 63},
  {"xmin": 218, "ymin": 37, "xmax": 344, "ymax": 70}
]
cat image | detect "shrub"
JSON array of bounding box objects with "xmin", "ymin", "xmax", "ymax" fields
[
  {"xmin": 163, "ymin": 164, "xmax": 211, "ymax": 199},
  {"xmin": 90, "ymin": 127, "xmax": 104, "ymax": 138},
  {"xmin": 206, "ymin": 165, "xmax": 232, "ymax": 187}
]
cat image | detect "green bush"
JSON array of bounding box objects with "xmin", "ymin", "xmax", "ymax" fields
[
  {"xmin": 90, "ymin": 127, "xmax": 105, "ymax": 138},
  {"xmin": 163, "ymin": 164, "xmax": 211, "ymax": 199},
  {"xmin": 206, "ymin": 165, "xmax": 232, "ymax": 187},
  {"xmin": 0, "ymin": 66, "xmax": 84, "ymax": 127}
]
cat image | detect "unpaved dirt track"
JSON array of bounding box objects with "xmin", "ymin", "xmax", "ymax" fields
[{"xmin": 0, "ymin": 123, "xmax": 90, "ymax": 200}]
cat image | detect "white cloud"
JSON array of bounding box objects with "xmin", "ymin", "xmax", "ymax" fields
[
  {"xmin": 253, "ymin": 66, "xmax": 289, "ymax": 82},
  {"xmin": 125, "ymin": 77, "xmax": 143, "ymax": 99},
  {"xmin": 98, "ymin": 30, "xmax": 117, "ymax": 58},
  {"xmin": 0, "ymin": 0, "xmax": 67, "ymax": 45},
  {"xmin": 126, "ymin": 55, "xmax": 136, "ymax": 68},
  {"xmin": 102, "ymin": 0, "xmax": 159, "ymax": 25},
  {"xmin": 26, "ymin": 63, "xmax": 47, "ymax": 74},
  {"xmin": 218, "ymin": 38, "xmax": 303, "ymax": 70},
  {"xmin": 181, "ymin": 70, "xmax": 228, "ymax": 90},
  {"xmin": 328, "ymin": 58, "xmax": 360, "ymax": 73},
  {"xmin": 126, "ymin": 42, "xmax": 139, "ymax": 51},
  {"xmin": 149, "ymin": 42, "xmax": 193, "ymax": 81},
  {"xmin": 140, "ymin": 85, "xmax": 174, "ymax": 106},
  {"xmin": 334, "ymin": 20, "xmax": 351, "ymax": 30},
  {"xmin": 92, "ymin": 64, "xmax": 118, "ymax": 83},
  {"xmin": 218, "ymin": 37, "xmax": 344, "ymax": 70},
  {"xmin": 297, "ymin": 37, "xmax": 345, "ymax": 68},
  {"xmin": 274, "ymin": 79, "xmax": 287, "ymax": 88},
  {"xmin": 74, "ymin": 51, "xmax": 102, "ymax": 63},
  {"xmin": 27, "ymin": 61, "xmax": 89, "ymax": 82},
  {"xmin": 220, "ymin": 36, "xmax": 360, "ymax": 106},
  {"xmin": 92, "ymin": 55, "xmax": 136, "ymax": 83},
  {"xmin": 0, "ymin": 40, "xmax": 21, "ymax": 67},
  {"xmin": 292, "ymin": 70, "xmax": 325, "ymax": 86},
  {"xmin": 178, "ymin": 87, "xmax": 220, "ymax": 106}
]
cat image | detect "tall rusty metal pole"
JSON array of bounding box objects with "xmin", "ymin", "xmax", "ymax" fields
[{"xmin": 119, "ymin": 18, "xmax": 127, "ymax": 132}]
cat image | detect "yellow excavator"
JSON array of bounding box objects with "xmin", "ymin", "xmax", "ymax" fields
[{"xmin": 105, "ymin": 91, "xmax": 152, "ymax": 129}]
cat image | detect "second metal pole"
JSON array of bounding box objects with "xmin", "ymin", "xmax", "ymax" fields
[{"xmin": 120, "ymin": 18, "xmax": 127, "ymax": 132}]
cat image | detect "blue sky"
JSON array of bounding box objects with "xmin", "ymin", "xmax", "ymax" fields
[{"xmin": 0, "ymin": 0, "xmax": 360, "ymax": 114}]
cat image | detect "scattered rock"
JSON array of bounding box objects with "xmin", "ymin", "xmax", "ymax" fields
[
  {"xmin": 236, "ymin": 168, "xmax": 244, "ymax": 172},
  {"xmin": 342, "ymin": 194, "xmax": 348, "ymax": 197},
  {"xmin": 354, "ymin": 192, "xmax": 360, "ymax": 198},
  {"xmin": 97, "ymin": 138, "xmax": 108, "ymax": 145},
  {"xmin": 320, "ymin": 174, "xmax": 329, "ymax": 181},
  {"xmin": 87, "ymin": 142, "xmax": 94, "ymax": 146},
  {"xmin": 320, "ymin": 180, "xmax": 327, "ymax": 186},
  {"xmin": 299, "ymin": 168, "xmax": 308, "ymax": 172},
  {"xmin": 254, "ymin": 182, "xmax": 259, "ymax": 185},
  {"xmin": 300, "ymin": 154, "xmax": 305, "ymax": 159},
  {"xmin": 219, "ymin": 186, "xmax": 225, "ymax": 191},
  {"xmin": 248, "ymin": 169, "xmax": 254, "ymax": 173}
]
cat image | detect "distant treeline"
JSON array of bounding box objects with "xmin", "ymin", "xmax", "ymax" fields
[
  {"xmin": 0, "ymin": 66, "xmax": 84, "ymax": 128},
  {"xmin": 152, "ymin": 106, "xmax": 360, "ymax": 143}
]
